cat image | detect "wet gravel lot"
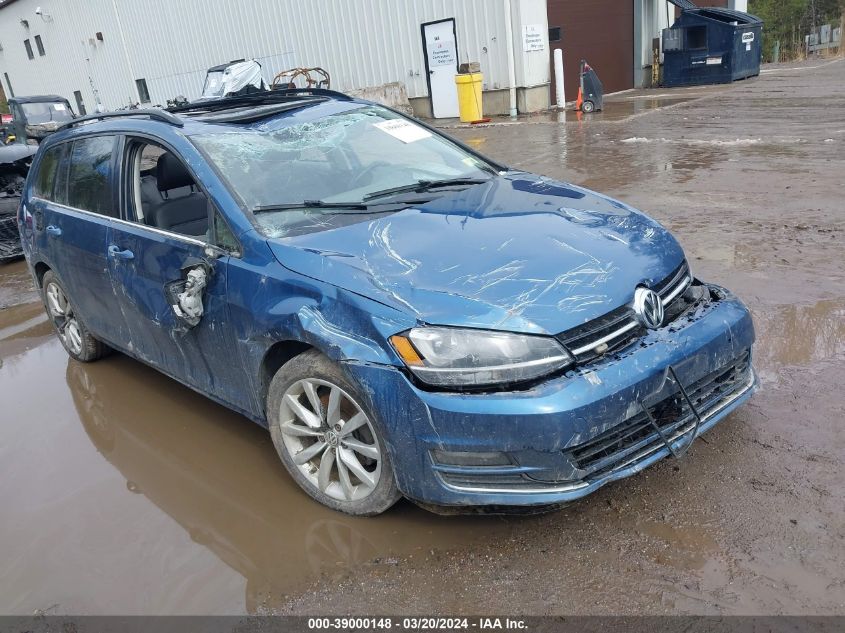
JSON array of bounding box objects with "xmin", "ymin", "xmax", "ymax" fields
[{"xmin": 1, "ymin": 58, "xmax": 843, "ymax": 616}]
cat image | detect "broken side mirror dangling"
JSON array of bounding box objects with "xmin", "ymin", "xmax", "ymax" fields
[{"xmin": 164, "ymin": 261, "xmax": 211, "ymax": 329}]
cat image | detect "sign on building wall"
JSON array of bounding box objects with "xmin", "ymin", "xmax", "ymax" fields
[
  {"xmin": 523, "ymin": 24, "xmax": 545, "ymax": 52},
  {"xmin": 430, "ymin": 35, "xmax": 457, "ymax": 67}
]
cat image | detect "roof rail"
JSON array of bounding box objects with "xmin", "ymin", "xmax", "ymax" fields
[{"xmin": 59, "ymin": 109, "xmax": 184, "ymax": 131}]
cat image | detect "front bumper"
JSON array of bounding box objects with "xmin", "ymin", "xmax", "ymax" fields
[{"xmin": 345, "ymin": 285, "xmax": 757, "ymax": 507}]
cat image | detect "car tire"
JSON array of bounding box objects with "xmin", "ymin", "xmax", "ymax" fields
[
  {"xmin": 41, "ymin": 270, "xmax": 110, "ymax": 362},
  {"xmin": 267, "ymin": 349, "xmax": 402, "ymax": 516}
]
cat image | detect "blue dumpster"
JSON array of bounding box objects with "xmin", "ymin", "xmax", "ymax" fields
[{"xmin": 662, "ymin": 2, "xmax": 763, "ymax": 87}]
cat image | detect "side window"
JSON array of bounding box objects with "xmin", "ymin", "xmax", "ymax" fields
[
  {"xmin": 213, "ymin": 210, "xmax": 240, "ymax": 254},
  {"xmin": 53, "ymin": 144, "xmax": 71, "ymax": 206},
  {"xmin": 67, "ymin": 136, "xmax": 117, "ymax": 217},
  {"xmin": 127, "ymin": 139, "xmax": 209, "ymax": 239},
  {"xmin": 33, "ymin": 144, "xmax": 65, "ymax": 200}
]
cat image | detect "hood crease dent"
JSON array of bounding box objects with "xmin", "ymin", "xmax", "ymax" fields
[{"xmin": 268, "ymin": 173, "xmax": 685, "ymax": 335}]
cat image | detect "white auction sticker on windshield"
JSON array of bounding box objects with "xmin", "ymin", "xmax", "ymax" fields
[
  {"xmin": 373, "ymin": 119, "xmax": 431, "ymax": 143},
  {"xmin": 53, "ymin": 103, "xmax": 66, "ymax": 111}
]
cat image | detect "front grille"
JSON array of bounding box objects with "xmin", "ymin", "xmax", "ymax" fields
[
  {"xmin": 557, "ymin": 260, "xmax": 693, "ymax": 363},
  {"xmin": 567, "ymin": 349, "xmax": 752, "ymax": 476}
]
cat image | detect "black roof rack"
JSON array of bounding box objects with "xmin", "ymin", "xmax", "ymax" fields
[
  {"xmin": 59, "ymin": 109, "xmax": 184, "ymax": 131},
  {"xmin": 195, "ymin": 100, "xmax": 329, "ymax": 124},
  {"xmin": 166, "ymin": 88, "xmax": 353, "ymax": 115},
  {"xmin": 269, "ymin": 87, "xmax": 353, "ymax": 101}
]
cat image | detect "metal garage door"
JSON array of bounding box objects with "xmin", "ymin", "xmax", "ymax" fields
[{"xmin": 547, "ymin": 0, "xmax": 635, "ymax": 102}]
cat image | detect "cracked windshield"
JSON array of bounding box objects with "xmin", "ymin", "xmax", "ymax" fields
[{"xmin": 192, "ymin": 105, "xmax": 493, "ymax": 237}]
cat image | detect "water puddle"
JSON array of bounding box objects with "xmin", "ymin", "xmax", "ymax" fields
[
  {"xmin": 636, "ymin": 520, "xmax": 720, "ymax": 571},
  {"xmin": 0, "ymin": 332, "xmax": 528, "ymax": 614},
  {"xmin": 0, "ymin": 301, "xmax": 52, "ymax": 365},
  {"xmin": 0, "ymin": 260, "xmax": 38, "ymax": 309}
]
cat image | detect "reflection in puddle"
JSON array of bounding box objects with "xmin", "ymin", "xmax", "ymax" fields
[
  {"xmin": 63, "ymin": 354, "xmax": 526, "ymax": 612},
  {"xmin": 516, "ymin": 98, "xmax": 695, "ymax": 124},
  {"xmin": 752, "ymin": 300, "xmax": 845, "ymax": 371},
  {"xmin": 0, "ymin": 301, "xmax": 52, "ymax": 366},
  {"xmin": 0, "ymin": 260, "xmax": 39, "ymax": 308}
]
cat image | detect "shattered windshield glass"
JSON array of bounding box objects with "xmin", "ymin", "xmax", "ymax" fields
[{"xmin": 191, "ymin": 105, "xmax": 494, "ymax": 238}]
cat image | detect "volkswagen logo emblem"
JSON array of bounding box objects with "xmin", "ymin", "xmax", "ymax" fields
[{"xmin": 633, "ymin": 287, "xmax": 664, "ymax": 329}]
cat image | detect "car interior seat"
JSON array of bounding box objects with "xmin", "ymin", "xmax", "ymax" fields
[{"xmin": 146, "ymin": 153, "xmax": 208, "ymax": 237}]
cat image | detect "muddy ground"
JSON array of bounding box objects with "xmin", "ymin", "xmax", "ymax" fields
[{"xmin": 0, "ymin": 59, "xmax": 843, "ymax": 616}]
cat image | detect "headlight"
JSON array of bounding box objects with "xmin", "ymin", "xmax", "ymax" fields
[{"xmin": 389, "ymin": 327, "xmax": 574, "ymax": 388}]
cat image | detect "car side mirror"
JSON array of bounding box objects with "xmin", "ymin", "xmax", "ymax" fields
[{"xmin": 165, "ymin": 261, "xmax": 212, "ymax": 329}]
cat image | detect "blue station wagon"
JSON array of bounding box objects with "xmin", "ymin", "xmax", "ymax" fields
[{"xmin": 18, "ymin": 90, "xmax": 757, "ymax": 515}]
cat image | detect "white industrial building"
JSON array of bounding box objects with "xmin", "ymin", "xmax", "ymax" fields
[
  {"xmin": 0, "ymin": 0, "xmax": 550, "ymax": 118},
  {"xmin": 0, "ymin": 0, "xmax": 750, "ymax": 119}
]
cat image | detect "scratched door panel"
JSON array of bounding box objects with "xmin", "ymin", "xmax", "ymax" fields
[{"xmin": 106, "ymin": 222, "xmax": 248, "ymax": 410}]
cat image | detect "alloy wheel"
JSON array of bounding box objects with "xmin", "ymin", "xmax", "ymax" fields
[
  {"xmin": 279, "ymin": 378, "xmax": 382, "ymax": 502},
  {"xmin": 45, "ymin": 281, "xmax": 83, "ymax": 356}
]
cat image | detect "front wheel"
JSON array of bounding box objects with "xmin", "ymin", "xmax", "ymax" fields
[
  {"xmin": 41, "ymin": 271, "xmax": 110, "ymax": 362},
  {"xmin": 581, "ymin": 100, "xmax": 595, "ymax": 113},
  {"xmin": 267, "ymin": 350, "xmax": 402, "ymax": 516}
]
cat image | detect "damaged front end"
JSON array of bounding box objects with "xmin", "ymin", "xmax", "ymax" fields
[
  {"xmin": 24, "ymin": 121, "xmax": 63, "ymax": 144},
  {"xmin": 340, "ymin": 280, "xmax": 757, "ymax": 508},
  {"xmin": 0, "ymin": 148, "xmax": 34, "ymax": 264}
]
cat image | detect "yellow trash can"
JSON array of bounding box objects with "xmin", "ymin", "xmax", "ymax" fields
[{"xmin": 455, "ymin": 73, "xmax": 483, "ymax": 122}]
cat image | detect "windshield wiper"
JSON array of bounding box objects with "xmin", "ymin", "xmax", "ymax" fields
[
  {"xmin": 362, "ymin": 177, "xmax": 490, "ymax": 202},
  {"xmin": 252, "ymin": 199, "xmax": 411, "ymax": 215},
  {"xmin": 253, "ymin": 200, "xmax": 369, "ymax": 213},
  {"xmin": 252, "ymin": 179, "xmax": 489, "ymax": 214}
]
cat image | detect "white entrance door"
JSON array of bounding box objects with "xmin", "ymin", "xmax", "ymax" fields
[{"xmin": 423, "ymin": 19, "xmax": 460, "ymax": 118}]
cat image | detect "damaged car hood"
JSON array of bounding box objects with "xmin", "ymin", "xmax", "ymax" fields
[{"xmin": 267, "ymin": 173, "xmax": 685, "ymax": 335}]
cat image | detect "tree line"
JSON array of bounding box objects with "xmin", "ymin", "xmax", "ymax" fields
[{"xmin": 749, "ymin": 0, "xmax": 844, "ymax": 60}]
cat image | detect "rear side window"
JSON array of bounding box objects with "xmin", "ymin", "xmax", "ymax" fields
[
  {"xmin": 33, "ymin": 144, "xmax": 65, "ymax": 200},
  {"xmin": 67, "ymin": 136, "xmax": 117, "ymax": 217}
]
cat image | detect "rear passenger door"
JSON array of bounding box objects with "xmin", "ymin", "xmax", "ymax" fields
[
  {"xmin": 106, "ymin": 136, "xmax": 246, "ymax": 408},
  {"xmin": 30, "ymin": 135, "xmax": 130, "ymax": 345}
]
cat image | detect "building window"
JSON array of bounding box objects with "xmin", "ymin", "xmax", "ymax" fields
[
  {"xmin": 549, "ymin": 26, "xmax": 562, "ymax": 43},
  {"xmin": 74, "ymin": 90, "xmax": 87, "ymax": 116},
  {"xmin": 135, "ymin": 78, "xmax": 150, "ymax": 104},
  {"xmin": 34, "ymin": 34, "xmax": 45, "ymax": 56},
  {"xmin": 24, "ymin": 39, "xmax": 34, "ymax": 60},
  {"xmin": 3, "ymin": 72, "xmax": 13, "ymax": 98}
]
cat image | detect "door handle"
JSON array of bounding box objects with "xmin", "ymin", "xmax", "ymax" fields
[
  {"xmin": 108, "ymin": 245, "xmax": 135, "ymax": 261},
  {"xmin": 45, "ymin": 225, "xmax": 62, "ymax": 237}
]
